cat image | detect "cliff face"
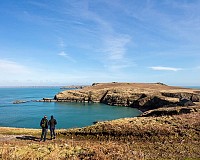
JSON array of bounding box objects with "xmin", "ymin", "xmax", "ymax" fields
[{"xmin": 54, "ymin": 83, "xmax": 200, "ymax": 112}]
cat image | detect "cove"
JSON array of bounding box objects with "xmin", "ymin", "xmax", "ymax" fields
[{"xmin": 0, "ymin": 87, "xmax": 142, "ymax": 129}]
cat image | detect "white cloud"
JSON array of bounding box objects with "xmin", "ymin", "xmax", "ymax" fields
[
  {"xmin": 57, "ymin": 37, "xmax": 76, "ymax": 62},
  {"xmin": 58, "ymin": 51, "xmax": 67, "ymax": 57},
  {"xmin": 0, "ymin": 59, "xmax": 31, "ymax": 75},
  {"xmin": 150, "ymin": 66, "xmax": 182, "ymax": 71},
  {"xmin": 58, "ymin": 51, "xmax": 76, "ymax": 62}
]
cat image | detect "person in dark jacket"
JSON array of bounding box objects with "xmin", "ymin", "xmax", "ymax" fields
[
  {"xmin": 48, "ymin": 115, "xmax": 57, "ymax": 139},
  {"xmin": 40, "ymin": 115, "xmax": 48, "ymax": 142}
]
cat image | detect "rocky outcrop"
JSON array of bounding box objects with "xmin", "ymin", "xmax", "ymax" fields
[
  {"xmin": 54, "ymin": 82, "xmax": 200, "ymax": 112},
  {"xmin": 60, "ymin": 85, "xmax": 87, "ymax": 89},
  {"xmin": 140, "ymin": 105, "xmax": 200, "ymax": 117},
  {"xmin": 161, "ymin": 92, "xmax": 200, "ymax": 102}
]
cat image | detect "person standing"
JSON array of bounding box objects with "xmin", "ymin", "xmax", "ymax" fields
[
  {"xmin": 48, "ymin": 115, "xmax": 57, "ymax": 140},
  {"xmin": 40, "ymin": 115, "xmax": 48, "ymax": 142}
]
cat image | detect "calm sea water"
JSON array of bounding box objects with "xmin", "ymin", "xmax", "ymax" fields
[{"xmin": 0, "ymin": 87, "xmax": 142, "ymax": 129}]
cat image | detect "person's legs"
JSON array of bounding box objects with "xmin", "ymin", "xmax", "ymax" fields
[
  {"xmin": 50, "ymin": 128, "xmax": 52, "ymax": 139},
  {"xmin": 43, "ymin": 129, "xmax": 47, "ymax": 141},
  {"xmin": 52, "ymin": 128, "xmax": 56, "ymax": 138},
  {"xmin": 50, "ymin": 128, "xmax": 55, "ymax": 139},
  {"xmin": 40, "ymin": 128, "xmax": 45, "ymax": 141}
]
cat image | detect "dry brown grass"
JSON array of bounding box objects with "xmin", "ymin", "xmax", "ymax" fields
[
  {"xmin": 0, "ymin": 112, "xmax": 199, "ymax": 159},
  {"xmin": 0, "ymin": 140, "xmax": 96, "ymax": 160},
  {"xmin": 81, "ymin": 82, "xmax": 197, "ymax": 93}
]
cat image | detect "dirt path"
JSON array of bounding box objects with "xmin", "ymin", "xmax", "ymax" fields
[
  {"xmin": 0, "ymin": 135, "xmax": 20, "ymax": 141},
  {"xmin": 0, "ymin": 134, "xmax": 39, "ymax": 142}
]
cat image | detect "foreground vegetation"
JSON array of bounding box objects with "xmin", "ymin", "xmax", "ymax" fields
[{"xmin": 1, "ymin": 106, "xmax": 200, "ymax": 159}]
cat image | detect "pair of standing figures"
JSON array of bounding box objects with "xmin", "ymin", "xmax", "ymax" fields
[{"xmin": 40, "ymin": 115, "xmax": 57, "ymax": 142}]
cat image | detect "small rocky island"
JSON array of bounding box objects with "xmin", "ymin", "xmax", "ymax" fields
[
  {"xmin": 54, "ymin": 82, "xmax": 200, "ymax": 112},
  {"xmin": 60, "ymin": 85, "xmax": 87, "ymax": 89}
]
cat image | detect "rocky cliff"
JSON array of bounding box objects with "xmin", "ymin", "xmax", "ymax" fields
[{"xmin": 54, "ymin": 82, "xmax": 200, "ymax": 112}]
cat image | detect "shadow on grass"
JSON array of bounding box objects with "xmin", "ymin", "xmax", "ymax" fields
[{"xmin": 16, "ymin": 136, "xmax": 40, "ymax": 141}]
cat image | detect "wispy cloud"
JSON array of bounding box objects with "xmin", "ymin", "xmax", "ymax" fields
[
  {"xmin": 57, "ymin": 36, "xmax": 76, "ymax": 63},
  {"xmin": 75, "ymin": 3, "xmax": 132, "ymax": 70},
  {"xmin": 57, "ymin": 1, "xmax": 133, "ymax": 70},
  {"xmin": 58, "ymin": 51, "xmax": 76, "ymax": 63},
  {"xmin": 84, "ymin": 8, "xmax": 128, "ymax": 61},
  {"xmin": 0, "ymin": 59, "xmax": 31, "ymax": 74},
  {"xmin": 58, "ymin": 38, "xmax": 66, "ymax": 48},
  {"xmin": 100, "ymin": 35, "xmax": 133, "ymax": 72},
  {"xmin": 103, "ymin": 35, "xmax": 131, "ymax": 60},
  {"xmin": 149, "ymin": 66, "xmax": 182, "ymax": 71},
  {"xmin": 105, "ymin": 63, "xmax": 133, "ymax": 71}
]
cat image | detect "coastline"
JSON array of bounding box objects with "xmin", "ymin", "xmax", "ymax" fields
[
  {"xmin": 0, "ymin": 83, "xmax": 200, "ymax": 159},
  {"xmin": 2, "ymin": 82, "xmax": 200, "ymax": 128}
]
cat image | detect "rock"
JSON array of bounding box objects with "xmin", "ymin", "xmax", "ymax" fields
[
  {"xmin": 155, "ymin": 82, "xmax": 167, "ymax": 85},
  {"xmin": 93, "ymin": 120, "xmax": 104, "ymax": 124},
  {"xmin": 13, "ymin": 100, "xmax": 27, "ymax": 104},
  {"xmin": 130, "ymin": 96, "xmax": 179, "ymax": 112},
  {"xmin": 140, "ymin": 105, "xmax": 199, "ymax": 117},
  {"xmin": 178, "ymin": 99, "xmax": 195, "ymax": 106},
  {"xmin": 191, "ymin": 94, "xmax": 200, "ymax": 102},
  {"xmin": 41, "ymin": 98, "xmax": 56, "ymax": 102}
]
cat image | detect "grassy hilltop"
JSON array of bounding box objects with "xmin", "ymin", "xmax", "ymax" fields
[{"xmin": 0, "ymin": 83, "xmax": 200, "ymax": 159}]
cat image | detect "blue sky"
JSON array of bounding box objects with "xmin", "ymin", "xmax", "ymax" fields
[{"xmin": 0, "ymin": 0, "xmax": 199, "ymax": 86}]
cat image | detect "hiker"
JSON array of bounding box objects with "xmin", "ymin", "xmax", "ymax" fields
[
  {"xmin": 48, "ymin": 115, "xmax": 57, "ymax": 139},
  {"xmin": 40, "ymin": 115, "xmax": 48, "ymax": 142}
]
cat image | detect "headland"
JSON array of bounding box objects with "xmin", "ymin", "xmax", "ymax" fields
[{"xmin": 55, "ymin": 82, "xmax": 200, "ymax": 112}]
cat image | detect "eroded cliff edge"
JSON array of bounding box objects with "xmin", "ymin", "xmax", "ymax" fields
[{"xmin": 54, "ymin": 82, "xmax": 200, "ymax": 112}]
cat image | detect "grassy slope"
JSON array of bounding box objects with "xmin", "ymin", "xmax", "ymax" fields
[{"xmin": 0, "ymin": 109, "xmax": 199, "ymax": 160}]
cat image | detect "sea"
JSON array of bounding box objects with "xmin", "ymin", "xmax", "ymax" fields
[{"xmin": 0, "ymin": 87, "xmax": 142, "ymax": 129}]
